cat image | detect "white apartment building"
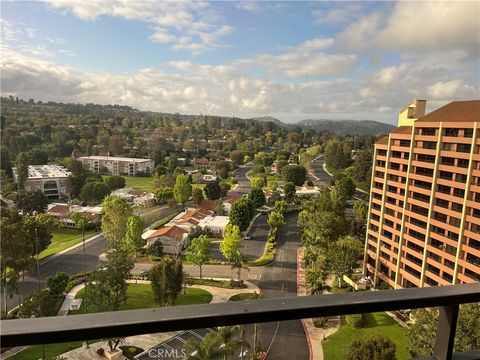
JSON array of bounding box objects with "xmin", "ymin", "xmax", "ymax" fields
[
  {"xmin": 77, "ymin": 156, "xmax": 154, "ymax": 176},
  {"xmin": 12, "ymin": 165, "xmax": 71, "ymax": 199}
]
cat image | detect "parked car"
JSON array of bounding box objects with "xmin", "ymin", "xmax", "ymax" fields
[{"xmin": 244, "ymin": 233, "xmax": 252, "ymax": 240}]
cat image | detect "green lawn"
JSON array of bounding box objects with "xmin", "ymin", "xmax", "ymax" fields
[
  {"xmin": 11, "ymin": 285, "xmax": 212, "ymax": 360},
  {"xmin": 118, "ymin": 175, "xmax": 156, "ymax": 192},
  {"xmin": 69, "ymin": 284, "xmax": 212, "ymax": 314},
  {"xmin": 322, "ymin": 312, "xmax": 409, "ymax": 360},
  {"xmin": 229, "ymin": 293, "xmax": 259, "ymax": 301},
  {"xmin": 8, "ymin": 341, "xmax": 84, "ymax": 360},
  {"xmin": 39, "ymin": 228, "xmax": 96, "ymax": 260}
]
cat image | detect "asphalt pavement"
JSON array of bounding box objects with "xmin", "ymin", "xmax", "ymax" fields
[
  {"xmin": 233, "ymin": 162, "xmax": 253, "ymax": 196},
  {"xmin": 2, "ymin": 206, "xmax": 177, "ymax": 312},
  {"xmin": 310, "ymin": 155, "xmax": 369, "ymax": 201},
  {"xmin": 246, "ymin": 212, "xmax": 309, "ymax": 360}
]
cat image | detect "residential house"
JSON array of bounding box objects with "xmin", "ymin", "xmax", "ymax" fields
[
  {"xmin": 47, "ymin": 203, "xmax": 102, "ymax": 228},
  {"xmin": 141, "ymin": 225, "xmax": 189, "ymax": 255}
]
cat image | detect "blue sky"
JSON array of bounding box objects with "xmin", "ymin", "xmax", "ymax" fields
[{"xmin": 1, "ymin": 1, "xmax": 479, "ymax": 124}]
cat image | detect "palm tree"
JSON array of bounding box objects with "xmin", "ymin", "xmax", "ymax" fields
[
  {"xmin": 216, "ymin": 326, "xmax": 242, "ymax": 360},
  {"xmin": 184, "ymin": 332, "xmax": 223, "ymax": 360}
]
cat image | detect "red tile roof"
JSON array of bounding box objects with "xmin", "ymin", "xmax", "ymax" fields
[
  {"xmin": 147, "ymin": 225, "xmax": 187, "ymax": 241},
  {"xmin": 416, "ymin": 100, "xmax": 480, "ymax": 123},
  {"xmin": 47, "ymin": 204, "xmax": 71, "ymax": 215}
]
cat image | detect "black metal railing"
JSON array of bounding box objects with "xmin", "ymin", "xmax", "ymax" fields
[{"xmin": 2, "ymin": 283, "xmax": 480, "ymax": 360}]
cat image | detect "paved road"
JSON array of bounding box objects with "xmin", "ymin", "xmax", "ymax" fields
[
  {"xmin": 2, "ymin": 206, "xmax": 177, "ymax": 312},
  {"xmin": 310, "ymin": 155, "xmax": 369, "ymax": 201},
  {"xmin": 249, "ymin": 212, "xmax": 309, "ymax": 360},
  {"xmin": 210, "ymin": 213, "xmax": 269, "ymax": 262},
  {"xmin": 233, "ymin": 162, "xmax": 253, "ymax": 196}
]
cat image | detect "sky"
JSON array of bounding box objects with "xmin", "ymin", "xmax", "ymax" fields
[{"xmin": 1, "ymin": 1, "xmax": 479, "ymax": 124}]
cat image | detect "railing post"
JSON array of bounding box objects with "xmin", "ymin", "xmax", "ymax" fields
[{"xmin": 433, "ymin": 305, "xmax": 459, "ymax": 360}]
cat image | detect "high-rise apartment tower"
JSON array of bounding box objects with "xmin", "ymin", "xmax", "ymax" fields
[{"xmin": 364, "ymin": 100, "xmax": 480, "ymax": 288}]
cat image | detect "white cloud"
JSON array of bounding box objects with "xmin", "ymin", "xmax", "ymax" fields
[
  {"xmin": 236, "ymin": 37, "xmax": 356, "ymax": 78},
  {"xmin": 235, "ymin": 1, "xmax": 264, "ymax": 14},
  {"xmin": 45, "ymin": 1, "xmax": 232, "ymax": 53},
  {"xmin": 312, "ymin": 4, "xmax": 365, "ymax": 25},
  {"xmin": 427, "ymin": 80, "xmax": 478, "ymax": 100},
  {"xmin": 337, "ymin": 2, "xmax": 480, "ymax": 53}
]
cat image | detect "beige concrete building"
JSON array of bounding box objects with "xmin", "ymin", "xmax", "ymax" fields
[
  {"xmin": 78, "ymin": 156, "xmax": 154, "ymax": 176},
  {"xmin": 364, "ymin": 100, "xmax": 480, "ymax": 288},
  {"xmin": 12, "ymin": 165, "xmax": 71, "ymax": 199}
]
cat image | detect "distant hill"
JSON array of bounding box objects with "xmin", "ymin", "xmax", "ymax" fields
[
  {"xmin": 296, "ymin": 119, "xmax": 395, "ymax": 136},
  {"xmin": 251, "ymin": 116, "xmax": 288, "ymax": 128}
]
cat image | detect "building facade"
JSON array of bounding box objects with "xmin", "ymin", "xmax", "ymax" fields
[
  {"xmin": 364, "ymin": 100, "xmax": 480, "ymax": 288},
  {"xmin": 12, "ymin": 165, "xmax": 71, "ymax": 199},
  {"xmin": 78, "ymin": 156, "xmax": 154, "ymax": 176}
]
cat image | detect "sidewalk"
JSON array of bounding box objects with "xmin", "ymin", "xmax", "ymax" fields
[{"xmin": 297, "ymin": 247, "xmax": 340, "ymax": 360}]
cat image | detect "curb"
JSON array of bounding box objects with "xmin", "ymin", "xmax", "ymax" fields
[
  {"xmin": 297, "ymin": 247, "xmax": 314, "ymax": 360},
  {"xmin": 40, "ymin": 232, "xmax": 103, "ymax": 267}
]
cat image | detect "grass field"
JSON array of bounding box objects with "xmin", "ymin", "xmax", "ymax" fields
[
  {"xmin": 12, "ymin": 285, "xmax": 212, "ymax": 359},
  {"xmin": 322, "ymin": 312, "xmax": 409, "ymax": 360},
  {"xmin": 106, "ymin": 175, "xmax": 156, "ymax": 192},
  {"xmin": 39, "ymin": 228, "xmax": 96, "ymax": 260},
  {"xmin": 229, "ymin": 293, "xmax": 259, "ymax": 301},
  {"xmin": 69, "ymin": 284, "xmax": 212, "ymax": 314},
  {"xmin": 8, "ymin": 341, "xmax": 85, "ymax": 360}
]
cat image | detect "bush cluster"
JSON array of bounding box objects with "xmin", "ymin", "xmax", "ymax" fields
[{"xmin": 346, "ymin": 313, "xmax": 366, "ymax": 329}]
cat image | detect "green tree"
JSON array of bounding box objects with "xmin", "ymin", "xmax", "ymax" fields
[
  {"xmin": 324, "ymin": 139, "xmax": 351, "ymax": 170},
  {"xmin": 15, "ymin": 152, "xmax": 29, "ymax": 190},
  {"xmin": 150, "ymin": 256, "xmax": 183, "ymax": 306},
  {"xmin": 15, "ymin": 190, "xmax": 48, "ymax": 215},
  {"xmin": 174, "ymin": 174, "xmax": 192, "ymax": 206},
  {"xmin": 248, "ymin": 188, "xmax": 265, "ymax": 208},
  {"xmin": 281, "ymin": 165, "xmax": 307, "ymax": 186},
  {"xmin": 125, "ymin": 215, "xmax": 145, "ymax": 256},
  {"xmin": 269, "ymin": 180, "xmax": 278, "ymax": 191},
  {"xmin": 274, "ymin": 200, "xmax": 288, "ymax": 215},
  {"xmin": 283, "ymin": 182, "xmax": 296, "ymax": 203},
  {"xmin": 105, "ymin": 175, "xmax": 126, "ymax": 190},
  {"xmin": 220, "ymin": 224, "xmax": 244, "ymax": 280},
  {"xmin": 229, "ymin": 198, "xmax": 255, "ymax": 231},
  {"xmin": 335, "ymin": 175, "xmax": 356, "ymax": 199},
  {"xmin": 0, "ymin": 209, "xmax": 30, "ymax": 315},
  {"xmin": 302, "ymin": 211, "xmax": 348, "ymax": 249},
  {"xmin": 250, "ymin": 177, "xmax": 264, "ymax": 189},
  {"xmin": 327, "ymin": 236, "xmax": 362, "ymax": 288},
  {"xmin": 154, "ymin": 186, "xmax": 174, "ymax": 204},
  {"xmin": 345, "ymin": 335, "xmax": 396, "ymax": 360},
  {"xmin": 46, "ymin": 271, "xmax": 69, "ymax": 295},
  {"xmin": 80, "ymin": 181, "xmax": 111, "ymax": 204},
  {"xmin": 230, "ymin": 150, "xmax": 244, "ymax": 166},
  {"xmin": 90, "ymin": 249, "xmax": 134, "ymax": 312},
  {"xmin": 407, "ymin": 303, "xmax": 480, "ymax": 357},
  {"xmin": 267, "ymin": 211, "xmax": 285, "ymax": 232},
  {"xmin": 23, "ymin": 215, "xmax": 52, "ymax": 256},
  {"xmin": 64, "ymin": 158, "xmax": 89, "ymax": 197},
  {"xmin": 353, "ymin": 148, "xmax": 373, "ymax": 185},
  {"xmin": 192, "ymin": 187, "xmax": 204, "ymax": 207},
  {"xmin": 101, "ymin": 195, "xmax": 133, "ymax": 249},
  {"xmin": 353, "ymin": 201, "xmax": 368, "ymax": 221},
  {"xmin": 186, "ymin": 235, "xmax": 211, "ymax": 279},
  {"xmin": 205, "ymin": 182, "xmax": 222, "ymax": 200}
]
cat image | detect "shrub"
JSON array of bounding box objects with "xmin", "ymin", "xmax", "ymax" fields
[
  {"xmin": 46, "ymin": 271, "xmax": 70, "ymax": 295},
  {"xmin": 346, "ymin": 314, "xmax": 365, "ymax": 329},
  {"xmin": 150, "ymin": 240, "xmax": 164, "ymax": 257},
  {"xmin": 313, "ymin": 317, "xmax": 329, "ymax": 328},
  {"xmin": 345, "ymin": 335, "xmax": 397, "ymax": 360}
]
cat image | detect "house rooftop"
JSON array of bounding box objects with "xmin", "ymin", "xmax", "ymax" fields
[
  {"xmin": 78, "ymin": 156, "xmax": 153, "ymax": 163},
  {"xmin": 416, "ymin": 100, "xmax": 480, "ymax": 123},
  {"xmin": 12, "ymin": 165, "xmax": 71, "ymax": 179}
]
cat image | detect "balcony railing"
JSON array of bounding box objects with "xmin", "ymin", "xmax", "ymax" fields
[{"xmin": 2, "ymin": 283, "xmax": 480, "ymax": 360}]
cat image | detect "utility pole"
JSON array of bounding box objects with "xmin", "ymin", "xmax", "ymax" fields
[
  {"xmin": 82, "ymin": 222, "xmax": 90, "ymax": 348},
  {"xmin": 35, "ymin": 228, "xmax": 46, "ymax": 360}
]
